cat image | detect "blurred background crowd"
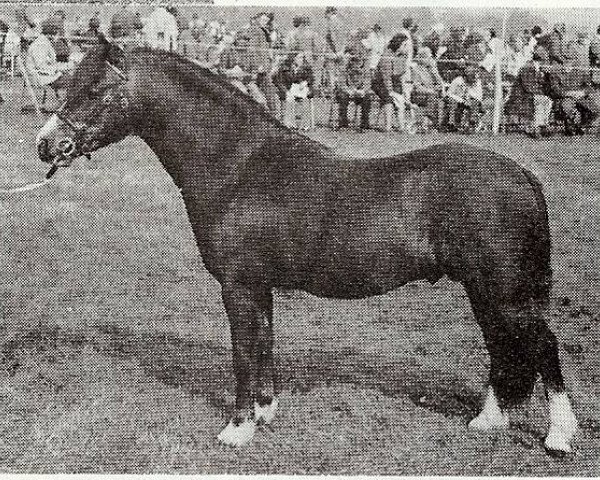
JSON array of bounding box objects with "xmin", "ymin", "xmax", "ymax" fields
[{"xmin": 1, "ymin": 2, "xmax": 600, "ymax": 137}]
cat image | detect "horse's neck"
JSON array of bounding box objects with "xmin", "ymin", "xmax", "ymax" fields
[{"xmin": 133, "ymin": 76, "xmax": 276, "ymax": 219}]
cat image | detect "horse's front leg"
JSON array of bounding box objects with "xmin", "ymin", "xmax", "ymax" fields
[{"xmin": 218, "ymin": 283, "xmax": 276, "ymax": 446}]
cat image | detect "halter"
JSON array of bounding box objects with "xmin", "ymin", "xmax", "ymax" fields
[
  {"xmin": 55, "ymin": 60, "xmax": 130, "ymax": 133},
  {"xmin": 49, "ymin": 59, "xmax": 131, "ymax": 178}
]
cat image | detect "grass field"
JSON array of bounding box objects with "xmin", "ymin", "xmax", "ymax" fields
[{"xmin": 0, "ymin": 76, "xmax": 599, "ymax": 475}]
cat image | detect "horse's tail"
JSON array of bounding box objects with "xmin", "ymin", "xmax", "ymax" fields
[{"xmin": 520, "ymin": 167, "xmax": 552, "ymax": 307}]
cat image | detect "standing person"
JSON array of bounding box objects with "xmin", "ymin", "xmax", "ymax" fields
[
  {"xmin": 143, "ymin": 3, "xmax": 179, "ymax": 51},
  {"xmin": 26, "ymin": 18, "xmax": 72, "ymax": 98},
  {"xmin": 539, "ymin": 23, "xmax": 567, "ymax": 65},
  {"xmin": 44, "ymin": 10, "xmax": 70, "ymax": 63},
  {"xmin": 363, "ymin": 23, "xmax": 387, "ymax": 73},
  {"xmin": 505, "ymin": 46, "xmax": 552, "ymax": 138},
  {"xmin": 246, "ymin": 12, "xmax": 280, "ymax": 115},
  {"xmin": 372, "ymin": 32, "xmax": 412, "ymax": 131},
  {"xmin": 589, "ymin": 25, "xmax": 600, "ymax": 86},
  {"xmin": 284, "ymin": 15, "xmax": 323, "ymax": 96},
  {"xmin": 335, "ymin": 29, "xmax": 371, "ymax": 131},
  {"xmin": 423, "ymin": 22, "xmax": 447, "ymax": 59},
  {"xmin": 567, "ymin": 33, "xmax": 590, "ymax": 70},
  {"xmin": 411, "ymin": 46, "xmax": 445, "ymax": 131},
  {"xmin": 323, "ymin": 6, "xmax": 346, "ymax": 95}
]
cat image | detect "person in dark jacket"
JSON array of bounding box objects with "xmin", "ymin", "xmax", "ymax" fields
[
  {"xmin": 590, "ymin": 25, "xmax": 600, "ymax": 85},
  {"xmin": 547, "ymin": 49, "xmax": 590, "ymax": 135},
  {"xmin": 505, "ymin": 46, "xmax": 552, "ymax": 137},
  {"xmin": 372, "ymin": 32, "xmax": 412, "ymax": 131},
  {"xmin": 538, "ymin": 23, "xmax": 567, "ymax": 65},
  {"xmin": 335, "ymin": 29, "xmax": 371, "ymax": 131}
]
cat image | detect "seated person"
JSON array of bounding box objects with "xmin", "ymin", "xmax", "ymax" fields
[
  {"xmin": 442, "ymin": 66, "xmax": 483, "ymax": 132},
  {"xmin": 410, "ymin": 46, "xmax": 445, "ymax": 131},
  {"xmin": 335, "ymin": 29, "xmax": 371, "ymax": 131},
  {"xmin": 275, "ymin": 52, "xmax": 315, "ymax": 129},
  {"xmin": 547, "ymin": 56, "xmax": 590, "ymax": 135},
  {"xmin": 371, "ymin": 32, "xmax": 412, "ymax": 131},
  {"xmin": 26, "ymin": 19, "xmax": 72, "ymax": 93}
]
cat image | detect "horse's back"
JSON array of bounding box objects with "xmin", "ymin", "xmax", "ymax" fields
[{"xmin": 208, "ymin": 139, "xmax": 548, "ymax": 302}]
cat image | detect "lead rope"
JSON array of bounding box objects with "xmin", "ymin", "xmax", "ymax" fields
[
  {"xmin": 0, "ymin": 160, "xmax": 62, "ymax": 194},
  {"xmin": 0, "ymin": 179, "xmax": 53, "ymax": 194}
]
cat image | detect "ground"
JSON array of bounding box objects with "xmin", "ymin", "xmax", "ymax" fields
[{"xmin": 0, "ymin": 77, "xmax": 599, "ymax": 475}]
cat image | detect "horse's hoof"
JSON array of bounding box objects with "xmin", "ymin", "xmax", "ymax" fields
[
  {"xmin": 217, "ymin": 418, "xmax": 256, "ymax": 447},
  {"xmin": 544, "ymin": 428, "xmax": 575, "ymax": 457},
  {"xmin": 254, "ymin": 397, "xmax": 279, "ymax": 425},
  {"xmin": 468, "ymin": 412, "xmax": 509, "ymax": 431}
]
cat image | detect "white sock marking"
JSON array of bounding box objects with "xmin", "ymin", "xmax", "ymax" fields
[
  {"xmin": 36, "ymin": 114, "xmax": 59, "ymax": 146},
  {"xmin": 254, "ymin": 397, "xmax": 279, "ymax": 424},
  {"xmin": 469, "ymin": 386, "xmax": 509, "ymax": 430},
  {"xmin": 544, "ymin": 390, "xmax": 578, "ymax": 453},
  {"xmin": 217, "ymin": 419, "xmax": 256, "ymax": 447}
]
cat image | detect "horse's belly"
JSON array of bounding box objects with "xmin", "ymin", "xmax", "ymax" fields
[{"xmin": 299, "ymin": 213, "xmax": 440, "ymax": 299}]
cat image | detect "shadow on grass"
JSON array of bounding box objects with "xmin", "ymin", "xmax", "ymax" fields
[
  {"xmin": 0, "ymin": 322, "xmax": 481, "ymax": 420},
  {"xmin": 4, "ymin": 321, "xmax": 576, "ymax": 449}
]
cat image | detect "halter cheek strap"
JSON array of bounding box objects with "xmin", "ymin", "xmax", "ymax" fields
[{"xmin": 55, "ymin": 59, "xmax": 132, "ymax": 141}]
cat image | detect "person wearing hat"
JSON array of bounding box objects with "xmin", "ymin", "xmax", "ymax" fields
[
  {"xmin": 323, "ymin": 6, "xmax": 346, "ymax": 94},
  {"xmin": 504, "ymin": 45, "xmax": 552, "ymax": 138},
  {"xmin": 244, "ymin": 11, "xmax": 280, "ymax": 115}
]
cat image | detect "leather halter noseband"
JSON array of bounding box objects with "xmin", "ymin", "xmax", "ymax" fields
[{"xmin": 46, "ymin": 60, "xmax": 130, "ymax": 179}]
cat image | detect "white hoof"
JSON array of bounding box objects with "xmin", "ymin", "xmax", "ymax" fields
[
  {"xmin": 545, "ymin": 390, "xmax": 578, "ymax": 455},
  {"xmin": 254, "ymin": 397, "xmax": 279, "ymax": 424},
  {"xmin": 544, "ymin": 427, "xmax": 574, "ymax": 454},
  {"xmin": 469, "ymin": 387, "xmax": 509, "ymax": 431},
  {"xmin": 468, "ymin": 411, "xmax": 509, "ymax": 431},
  {"xmin": 217, "ymin": 419, "xmax": 256, "ymax": 447}
]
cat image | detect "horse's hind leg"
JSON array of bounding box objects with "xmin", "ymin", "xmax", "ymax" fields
[
  {"xmin": 218, "ymin": 283, "xmax": 276, "ymax": 446},
  {"xmin": 464, "ymin": 281, "xmax": 577, "ymax": 454}
]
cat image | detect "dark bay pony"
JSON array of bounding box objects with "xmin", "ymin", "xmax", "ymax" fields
[{"xmin": 36, "ymin": 38, "xmax": 578, "ymax": 455}]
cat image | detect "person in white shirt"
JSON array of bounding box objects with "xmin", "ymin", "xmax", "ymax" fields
[
  {"xmin": 142, "ymin": 5, "xmax": 179, "ymax": 51},
  {"xmin": 442, "ymin": 66, "xmax": 484, "ymax": 132},
  {"xmin": 26, "ymin": 19, "xmax": 71, "ymax": 90},
  {"xmin": 363, "ymin": 23, "xmax": 388, "ymax": 73}
]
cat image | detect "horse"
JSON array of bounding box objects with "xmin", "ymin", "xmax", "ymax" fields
[{"xmin": 36, "ymin": 37, "xmax": 578, "ymax": 455}]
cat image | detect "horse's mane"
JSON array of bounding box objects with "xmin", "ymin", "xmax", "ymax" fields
[{"xmin": 131, "ymin": 47, "xmax": 293, "ymax": 132}]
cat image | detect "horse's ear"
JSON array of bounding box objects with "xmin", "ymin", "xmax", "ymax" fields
[
  {"xmin": 97, "ymin": 33, "xmax": 125, "ymax": 68},
  {"xmin": 97, "ymin": 32, "xmax": 110, "ymax": 49}
]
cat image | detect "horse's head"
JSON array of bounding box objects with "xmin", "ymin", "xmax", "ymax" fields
[{"xmin": 37, "ymin": 35, "xmax": 133, "ymax": 173}]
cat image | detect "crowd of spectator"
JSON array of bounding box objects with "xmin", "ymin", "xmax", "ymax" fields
[{"xmin": 2, "ymin": 4, "xmax": 600, "ymax": 136}]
